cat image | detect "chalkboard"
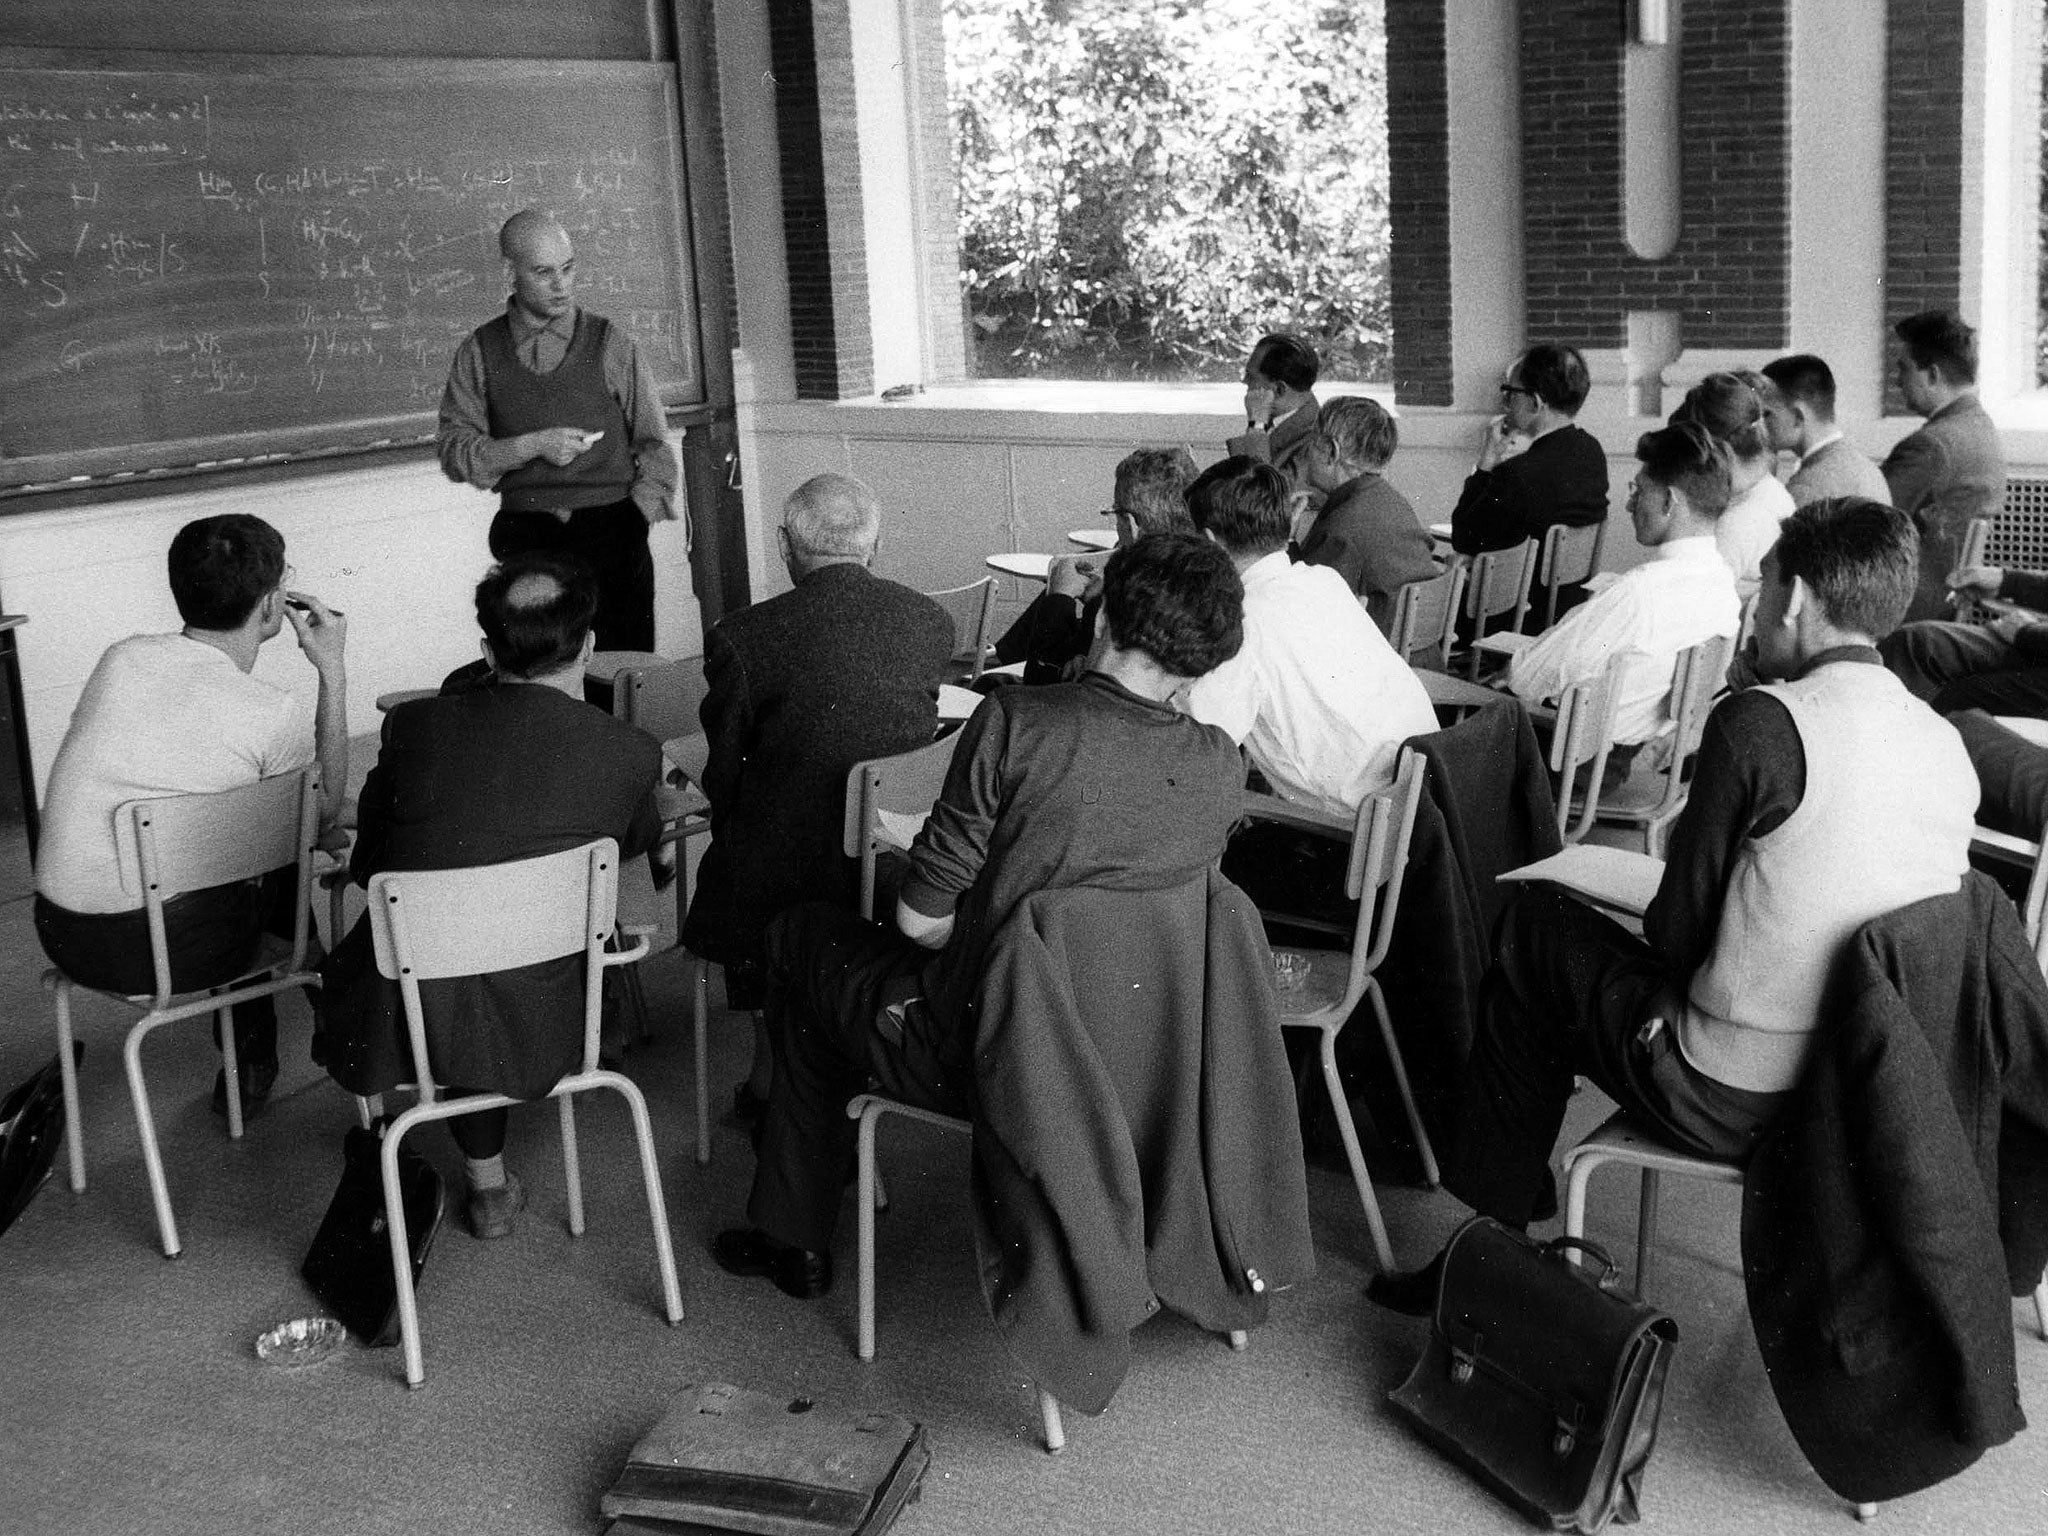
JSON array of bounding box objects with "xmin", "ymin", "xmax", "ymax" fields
[{"xmin": 0, "ymin": 54, "xmax": 702, "ymax": 492}]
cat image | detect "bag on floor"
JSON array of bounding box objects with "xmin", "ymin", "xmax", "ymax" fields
[
  {"xmin": 1388, "ymin": 1216, "xmax": 1678, "ymax": 1533},
  {"xmin": 0, "ymin": 1044, "xmax": 79, "ymax": 1240},
  {"xmin": 601, "ymin": 1382, "xmax": 928, "ymax": 1536},
  {"xmin": 301, "ymin": 1120, "xmax": 446, "ymax": 1347}
]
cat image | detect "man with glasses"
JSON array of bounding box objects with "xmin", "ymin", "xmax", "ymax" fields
[
  {"xmin": 35, "ymin": 514, "xmax": 348, "ymax": 1120},
  {"xmin": 1448, "ymin": 343, "xmax": 1609, "ymax": 568}
]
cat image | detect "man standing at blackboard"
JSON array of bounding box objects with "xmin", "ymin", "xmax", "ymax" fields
[{"xmin": 436, "ymin": 209, "xmax": 680, "ymax": 652}]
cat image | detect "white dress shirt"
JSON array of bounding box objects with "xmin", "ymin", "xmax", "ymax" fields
[
  {"xmin": 1507, "ymin": 536, "xmax": 1740, "ymax": 746},
  {"xmin": 1183, "ymin": 552, "xmax": 1437, "ymax": 820},
  {"xmin": 1715, "ymin": 473, "xmax": 1796, "ymax": 591}
]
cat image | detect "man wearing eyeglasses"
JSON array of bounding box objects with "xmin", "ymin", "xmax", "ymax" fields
[{"xmin": 1447, "ymin": 343, "xmax": 1609, "ymax": 567}]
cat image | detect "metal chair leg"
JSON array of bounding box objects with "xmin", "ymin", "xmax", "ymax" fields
[
  {"xmin": 559, "ymin": 1093, "xmax": 585, "ymax": 1237},
  {"xmin": 692, "ymin": 958, "xmax": 710, "ymax": 1165},
  {"xmin": 1636, "ymin": 1169, "xmax": 1662, "ymax": 1294},
  {"xmin": 218, "ymin": 1004, "xmax": 243, "ymax": 1141},
  {"xmin": 1362, "ymin": 985, "xmax": 1439, "ymax": 1187},
  {"xmin": 1315, "ymin": 1030, "xmax": 1396, "ymax": 1273},
  {"xmin": 379, "ymin": 1111, "xmax": 428, "ymax": 1387},
  {"xmin": 855, "ymin": 1100, "xmax": 881, "ymax": 1363},
  {"xmin": 1038, "ymin": 1390, "xmax": 1065, "ymax": 1453},
  {"xmin": 51, "ymin": 977, "xmax": 86, "ymax": 1193},
  {"xmin": 122, "ymin": 1016, "xmax": 181, "ymax": 1259},
  {"xmin": 594, "ymin": 1071, "xmax": 684, "ymax": 1326}
]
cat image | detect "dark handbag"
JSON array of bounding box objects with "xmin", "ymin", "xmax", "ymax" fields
[
  {"xmin": 0, "ymin": 1044, "xmax": 80, "ymax": 1240},
  {"xmin": 300, "ymin": 1121, "xmax": 446, "ymax": 1347},
  {"xmin": 1388, "ymin": 1216, "xmax": 1679, "ymax": 1533}
]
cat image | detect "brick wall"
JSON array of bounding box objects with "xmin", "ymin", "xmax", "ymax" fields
[
  {"xmin": 1521, "ymin": 0, "xmax": 1791, "ymax": 353},
  {"xmin": 1386, "ymin": 0, "xmax": 1453, "ymax": 406},
  {"xmin": 1884, "ymin": 0, "xmax": 1967, "ymax": 410},
  {"xmin": 768, "ymin": 0, "xmax": 874, "ymax": 399}
]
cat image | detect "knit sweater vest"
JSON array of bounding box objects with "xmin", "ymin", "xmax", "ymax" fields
[
  {"xmin": 478, "ymin": 311, "xmax": 633, "ymax": 511},
  {"xmin": 1678, "ymin": 662, "xmax": 1977, "ymax": 1093}
]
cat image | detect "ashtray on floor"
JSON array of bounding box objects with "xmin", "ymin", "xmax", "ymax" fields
[{"xmin": 256, "ymin": 1316, "xmax": 348, "ymax": 1368}]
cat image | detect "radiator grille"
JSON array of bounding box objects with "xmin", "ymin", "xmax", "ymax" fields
[{"xmin": 1990, "ymin": 479, "xmax": 2048, "ymax": 571}]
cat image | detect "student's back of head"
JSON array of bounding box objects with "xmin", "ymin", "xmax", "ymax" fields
[
  {"xmin": 1115, "ymin": 447, "xmax": 1201, "ymax": 537},
  {"xmin": 1672, "ymin": 372, "xmax": 1771, "ymax": 465},
  {"xmin": 1893, "ymin": 310, "xmax": 1978, "ymax": 386},
  {"xmin": 167, "ymin": 514, "xmax": 287, "ymax": 631},
  {"xmin": 1184, "ymin": 456, "xmax": 1291, "ymax": 557},
  {"xmin": 1771, "ymin": 496, "xmax": 1919, "ymax": 640},
  {"xmin": 476, "ymin": 555, "xmax": 599, "ymax": 679},
  {"xmin": 1100, "ymin": 532, "xmax": 1244, "ymax": 681}
]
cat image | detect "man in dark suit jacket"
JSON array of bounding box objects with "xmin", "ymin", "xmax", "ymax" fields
[
  {"xmin": 1884, "ymin": 311, "xmax": 2007, "ymax": 622},
  {"xmin": 680, "ymin": 473, "xmax": 955, "ymax": 1113},
  {"xmin": 1294, "ymin": 394, "xmax": 1440, "ymax": 632},
  {"xmin": 319, "ymin": 555, "xmax": 666, "ymax": 1240},
  {"xmin": 1226, "ymin": 332, "xmax": 1322, "ymax": 497},
  {"xmin": 1448, "ymin": 342, "xmax": 1608, "ymax": 559}
]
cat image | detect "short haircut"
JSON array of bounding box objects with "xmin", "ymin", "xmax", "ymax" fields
[
  {"xmin": 498, "ymin": 208, "xmax": 566, "ymax": 260},
  {"xmin": 1760, "ymin": 353, "xmax": 1838, "ymax": 418},
  {"xmin": 783, "ymin": 473, "xmax": 881, "ymax": 562},
  {"xmin": 1183, "ymin": 455, "xmax": 1292, "ymax": 555},
  {"xmin": 1770, "ymin": 496, "xmax": 1919, "ymax": 639},
  {"xmin": 1099, "ymin": 532, "xmax": 1244, "ymax": 679},
  {"xmin": 1672, "ymin": 371, "xmax": 1771, "ymax": 462},
  {"xmin": 1894, "ymin": 310, "xmax": 1978, "ymax": 385},
  {"xmin": 1318, "ymin": 395, "xmax": 1398, "ymax": 469},
  {"xmin": 167, "ymin": 514, "xmax": 287, "ymax": 630},
  {"xmin": 1114, "ymin": 447, "xmax": 1200, "ymax": 536},
  {"xmin": 1515, "ymin": 343, "xmax": 1591, "ymax": 415},
  {"xmin": 475, "ymin": 555, "xmax": 598, "ymax": 679},
  {"xmin": 1635, "ymin": 420, "xmax": 1732, "ymax": 520},
  {"xmin": 1249, "ymin": 333, "xmax": 1320, "ymax": 393}
]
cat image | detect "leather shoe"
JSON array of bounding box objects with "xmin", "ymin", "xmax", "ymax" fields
[
  {"xmin": 465, "ymin": 1175, "xmax": 526, "ymax": 1240},
  {"xmin": 210, "ymin": 1057, "xmax": 279, "ymax": 1120},
  {"xmin": 713, "ymin": 1227, "xmax": 832, "ymax": 1300},
  {"xmin": 1365, "ymin": 1251, "xmax": 1445, "ymax": 1318}
]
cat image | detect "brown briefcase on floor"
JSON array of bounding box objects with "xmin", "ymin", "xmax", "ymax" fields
[
  {"xmin": 601, "ymin": 1382, "xmax": 928, "ymax": 1536},
  {"xmin": 1388, "ymin": 1217, "xmax": 1678, "ymax": 1533}
]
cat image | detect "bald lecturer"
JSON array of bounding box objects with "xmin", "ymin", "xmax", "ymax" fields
[{"xmin": 436, "ymin": 209, "xmax": 681, "ymax": 651}]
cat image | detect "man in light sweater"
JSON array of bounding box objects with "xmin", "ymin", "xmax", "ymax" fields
[{"xmin": 1370, "ymin": 497, "xmax": 1977, "ymax": 1307}]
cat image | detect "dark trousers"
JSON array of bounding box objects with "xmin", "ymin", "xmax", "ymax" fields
[
  {"xmin": 1445, "ymin": 888, "xmax": 1787, "ymax": 1228},
  {"xmin": 489, "ymin": 499, "xmax": 655, "ymax": 652},
  {"xmin": 1881, "ymin": 621, "xmax": 2048, "ymax": 716},
  {"xmin": 34, "ymin": 867, "xmax": 298, "ymax": 1066},
  {"xmin": 746, "ymin": 902, "xmax": 970, "ymax": 1253}
]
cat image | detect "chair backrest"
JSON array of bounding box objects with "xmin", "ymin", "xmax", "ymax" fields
[
  {"xmin": 1387, "ymin": 564, "xmax": 1466, "ymax": 668},
  {"xmin": 1548, "ymin": 652, "xmax": 1630, "ymax": 843},
  {"xmin": 1526, "ymin": 519, "xmax": 1607, "ymax": 631},
  {"xmin": 118, "ymin": 766, "xmax": 322, "ymax": 1005},
  {"xmin": 842, "ymin": 732, "xmax": 965, "ymax": 920},
  {"xmin": 1462, "ymin": 541, "xmax": 1537, "ymax": 630},
  {"xmin": 613, "ymin": 656, "xmax": 710, "ymax": 742},
  {"xmin": 1622, "ymin": 634, "xmax": 1733, "ymax": 825},
  {"xmin": 1341, "ymin": 751, "xmax": 1428, "ymax": 1003},
  {"xmin": 923, "ymin": 578, "xmax": 999, "ymax": 681},
  {"xmin": 365, "ymin": 839, "xmax": 620, "ymax": 1096}
]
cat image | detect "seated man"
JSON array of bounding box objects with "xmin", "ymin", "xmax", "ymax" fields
[
  {"xmin": 1503, "ymin": 422, "xmax": 1741, "ymax": 786},
  {"xmin": 1884, "ymin": 309, "xmax": 2006, "ymax": 622},
  {"xmin": 35, "ymin": 513, "xmax": 347, "ymax": 1119},
  {"xmin": 1371, "ymin": 497, "xmax": 1980, "ymax": 1311},
  {"xmin": 1448, "ymin": 342, "xmax": 1609, "ymax": 560},
  {"xmin": 1227, "ymin": 332, "xmax": 1323, "ymax": 496},
  {"xmin": 1758, "ymin": 353, "xmax": 1890, "ymax": 507},
  {"xmin": 1183, "ymin": 456, "xmax": 1436, "ymax": 821},
  {"xmin": 713, "ymin": 532, "xmax": 1249, "ymax": 1296},
  {"xmin": 1881, "ymin": 562, "xmax": 2048, "ymax": 717},
  {"xmin": 681, "ymin": 474, "xmax": 955, "ymax": 1117},
  {"xmin": 1294, "ymin": 395, "xmax": 1440, "ymax": 633},
  {"xmin": 991, "ymin": 446, "xmax": 1199, "ymax": 684},
  {"xmin": 318, "ymin": 556, "xmax": 668, "ymax": 1239}
]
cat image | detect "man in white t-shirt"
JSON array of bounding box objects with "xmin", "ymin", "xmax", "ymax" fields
[
  {"xmin": 1505, "ymin": 421, "xmax": 1742, "ymax": 782},
  {"xmin": 35, "ymin": 513, "xmax": 348, "ymax": 1118}
]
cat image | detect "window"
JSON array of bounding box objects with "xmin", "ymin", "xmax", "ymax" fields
[{"xmin": 941, "ymin": 0, "xmax": 1390, "ymax": 385}]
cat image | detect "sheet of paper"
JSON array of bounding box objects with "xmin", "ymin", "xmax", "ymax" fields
[
  {"xmin": 874, "ymin": 808, "xmax": 931, "ymax": 851},
  {"xmin": 1499, "ymin": 844, "xmax": 1665, "ymax": 917}
]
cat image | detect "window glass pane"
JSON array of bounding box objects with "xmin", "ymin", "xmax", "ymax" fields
[{"xmin": 944, "ymin": 0, "xmax": 1390, "ymax": 385}]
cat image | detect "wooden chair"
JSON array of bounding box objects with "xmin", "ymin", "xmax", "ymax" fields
[
  {"xmin": 1543, "ymin": 652, "xmax": 1629, "ymax": 845},
  {"xmin": 842, "ymin": 732, "xmax": 965, "ymax": 921},
  {"xmin": 46, "ymin": 767, "xmax": 322, "ymax": 1258},
  {"xmin": 922, "ymin": 577, "xmax": 999, "ymax": 682},
  {"xmin": 1386, "ymin": 564, "xmax": 1466, "ymax": 669},
  {"xmin": 363, "ymin": 838, "xmax": 683, "ymax": 1386},
  {"xmin": 1252, "ymin": 752, "xmax": 1431, "ymax": 1271},
  {"xmin": 1459, "ymin": 540, "xmax": 1538, "ymax": 678},
  {"xmin": 1519, "ymin": 519, "xmax": 1608, "ymax": 633},
  {"xmin": 1587, "ymin": 636, "xmax": 1734, "ymax": 856}
]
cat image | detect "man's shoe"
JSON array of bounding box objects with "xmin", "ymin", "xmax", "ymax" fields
[
  {"xmin": 1364, "ymin": 1251, "xmax": 1445, "ymax": 1318},
  {"xmin": 465, "ymin": 1175, "xmax": 526, "ymax": 1240},
  {"xmin": 210, "ymin": 1057, "xmax": 279, "ymax": 1120},
  {"xmin": 712, "ymin": 1227, "xmax": 832, "ymax": 1299}
]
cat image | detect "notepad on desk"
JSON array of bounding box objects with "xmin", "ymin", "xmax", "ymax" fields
[{"xmin": 1499, "ymin": 844, "xmax": 1665, "ymax": 918}]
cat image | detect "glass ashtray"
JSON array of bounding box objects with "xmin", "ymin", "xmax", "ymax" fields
[
  {"xmin": 256, "ymin": 1316, "xmax": 348, "ymax": 1368},
  {"xmin": 1271, "ymin": 952, "xmax": 1313, "ymax": 996}
]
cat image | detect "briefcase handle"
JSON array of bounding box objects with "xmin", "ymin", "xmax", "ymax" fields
[{"xmin": 1542, "ymin": 1234, "xmax": 1622, "ymax": 1289}]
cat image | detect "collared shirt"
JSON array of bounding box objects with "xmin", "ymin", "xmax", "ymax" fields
[
  {"xmin": 436, "ymin": 300, "xmax": 679, "ymax": 523},
  {"xmin": 1797, "ymin": 430, "xmax": 1844, "ymax": 465},
  {"xmin": 1507, "ymin": 536, "xmax": 1740, "ymax": 745},
  {"xmin": 37, "ymin": 634, "xmax": 311, "ymax": 913},
  {"xmin": 1182, "ymin": 551, "xmax": 1438, "ymax": 820},
  {"xmin": 1715, "ymin": 472, "xmax": 1796, "ymax": 591}
]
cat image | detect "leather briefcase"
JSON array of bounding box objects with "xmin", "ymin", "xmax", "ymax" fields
[
  {"xmin": 301, "ymin": 1120, "xmax": 446, "ymax": 1347},
  {"xmin": 1388, "ymin": 1216, "xmax": 1678, "ymax": 1533}
]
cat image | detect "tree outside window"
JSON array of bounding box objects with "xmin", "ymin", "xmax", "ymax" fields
[{"xmin": 944, "ymin": 0, "xmax": 1391, "ymax": 384}]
